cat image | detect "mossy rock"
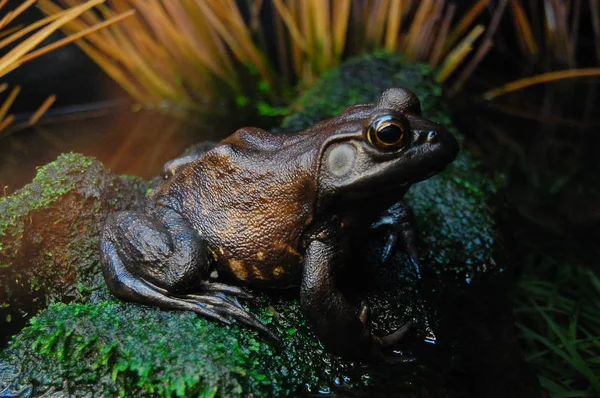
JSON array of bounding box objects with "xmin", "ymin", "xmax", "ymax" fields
[
  {"xmin": 0, "ymin": 153, "xmax": 147, "ymax": 346},
  {"xmin": 0, "ymin": 53, "xmax": 540, "ymax": 397}
]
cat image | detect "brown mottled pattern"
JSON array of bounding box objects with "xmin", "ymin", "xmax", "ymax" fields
[{"xmin": 159, "ymin": 128, "xmax": 329, "ymax": 287}]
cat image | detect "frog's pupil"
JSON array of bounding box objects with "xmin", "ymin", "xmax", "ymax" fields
[{"xmin": 377, "ymin": 124, "xmax": 403, "ymax": 144}]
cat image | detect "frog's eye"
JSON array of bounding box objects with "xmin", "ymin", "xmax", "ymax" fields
[{"xmin": 366, "ymin": 116, "xmax": 408, "ymax": 150}]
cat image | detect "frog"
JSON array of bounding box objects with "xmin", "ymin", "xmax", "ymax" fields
[{"xmin": 99, "ymin": 88, "xmax": 459, "ymax": 362}]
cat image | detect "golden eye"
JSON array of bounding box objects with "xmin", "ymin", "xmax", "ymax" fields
[{"xmin": 366, "ymin": 116, "xmax": 407, "ymax": 149}]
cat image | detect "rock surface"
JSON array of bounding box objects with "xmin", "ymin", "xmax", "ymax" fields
[
  {"xmin": 0, "ymin": 153, "xmax": 147, "ymax": 346},
  {"xmin": 0, "ymin": 53, "xmax": 540, "ymax": 397}
]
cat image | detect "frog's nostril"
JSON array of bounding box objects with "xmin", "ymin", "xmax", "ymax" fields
[{"xmin": 427, "ymin": 131, "xmax": 438, "ymax": 141}]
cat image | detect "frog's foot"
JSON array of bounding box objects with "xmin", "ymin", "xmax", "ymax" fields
[
  {"xmin": 371, "ymin": 201, "xmax": 418, "ymax": 264},
  {"xmin": 100, "ymin": 208, "xmax": 276, "ymax": 341},
  {"xmin": 359, "ymin": 301, "xmax": 410, "ymax": 343},
  {"xmin": 166, "ymin": 289, "xmax": 278, "ymax": 341},
  {"xmin": 358, "ymin": 300, "xmax": 413, "ymax": 363},
  {"xmin": 303, "ymin": 238, "xmax": 416, "ymax": 362},
  {"xmin": 359, "ymin": 299, "xmax": 370, "ymax": 325},
  {"xmin": 102, "ymin": 240, "xmax": 276, "ymax": 340},
  {"xmin": 368, "ymin": 322, "xmax": 414, "ymax": 364},
  {"xmin": 378, "ymin": 322, "xmax": 412, "ymax": 346}
]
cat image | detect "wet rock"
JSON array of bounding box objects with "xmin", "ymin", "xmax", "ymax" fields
[{"xmin": 0, "ymin": 153, "xmax": 147, "ymax": 346}]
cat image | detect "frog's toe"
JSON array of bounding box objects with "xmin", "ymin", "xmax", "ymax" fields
[
  {"xmin": 380, "ymin": 233, "xmax": 399, "ymax": 263},
  {"xmin": 197, "ymin": 281, "xmax": 255, "ymax": 299},
  {"xmin": 369, "ymin": 322, "xmax": 413, "ymax": 363},
  {"xmin": 378, "ymin": 321, "xmax": 412, "ymax": 347},
  {"xmin": 177, "ymin": 292, "xmax": 278, "ymax": 341},
  {"xmin": 358, "ymin": 299, "xmax": 370, "ymax": 325},
  {"xmin": 382, "ymin": 353, "xmax": 416, "ymax": 365}
]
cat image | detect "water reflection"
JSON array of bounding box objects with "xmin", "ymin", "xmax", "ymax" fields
[{"xmin": 0, "ymin": 107, "xmax": 232, "ymax": 196}]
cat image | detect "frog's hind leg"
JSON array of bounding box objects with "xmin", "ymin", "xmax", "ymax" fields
[{"xmin": 100, "ymin": 207, "xmax": 276, "ymax": 339}]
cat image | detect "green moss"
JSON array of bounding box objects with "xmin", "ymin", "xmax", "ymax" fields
[
  {"xmin": 2, "ymin": 298, "xmax": 339, "ymax": 397},
  {"xmin": 282, "ymin": 52, "xmax": 451, "ymax": 133},
  {"xmin": 0, "ymin": 155, "xmax": 89, "ymax": 236},
  {"xmin": 515, "ymin": 259, "xmax": 600, "ymax": 396}
]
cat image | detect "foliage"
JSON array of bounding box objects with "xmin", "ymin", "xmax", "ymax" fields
[
  {"xmin": 516, "ymin": 259, "xmax": 600, "ymax": 397},
  {"xmin": 38, "ymin": 0, "xmax": 494, "ymax": 112},
  {"xmin": 0, "ymin": 0, "xmax": 132, "ymax": 135}
]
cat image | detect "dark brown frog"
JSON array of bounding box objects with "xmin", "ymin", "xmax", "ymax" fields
[{"xmin": 99, "ymin": 88, "xmax": 459, "ymax": 361}]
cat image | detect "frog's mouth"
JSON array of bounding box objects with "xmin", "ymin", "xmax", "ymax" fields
[{"xmin": 405, "ymin": 127, "xmax": 459, "ymax": 178}]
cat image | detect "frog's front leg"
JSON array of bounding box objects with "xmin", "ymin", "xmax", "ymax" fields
[
  {"xmin": 300, "ymin": 230, "xmax": 411, "ymax": 362},
  {"xmin": 372, "ymin": 201, "xmax": 438, "ymax": 342},
  {"xmin": 99, "ymin": 205, "xmax": 275, "ymax": 339},
  {"xmin": 161, "ymin": 142, "xmax": 217, "ymax": 179},
  {"xmin": 371, "ymin": 200, "xmax": 419, "ymax": 266}
]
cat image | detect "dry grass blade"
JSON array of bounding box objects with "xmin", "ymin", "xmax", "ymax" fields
[
  {"xmin": 0, "ymin": 11, "xmax": 67, "ymax": 50},
  {"xmin": 0, "ymin": 114, "xmax": 14, "ymax": 134},
  {"xmin": 75, "ymin": 39, "xmax": 149, "ymax": 104},
  {"xmin": 484, "ymin": 68, "xmax": 600, "ymax": 99},
  {"xmin": 384, "ymin": 0, "xmax": 403, "ymax": 51},
  {"xmin": 404, "ymin": 0, "xmax": 434, "ymax": 59},
  {"xmin": 509, "ymin": 0, "xmax": 539, "ymax": 55},
  {"xmin": 0, "ymin": 0, "xmax": 105, "ymax": 78},
  {"xmin": 511, "ymin": 0, "xmax": 586, "ymax": 65},
  {"xmin": 569, "ymin": 0, "xmax": 581, "ymax": 63},
  {"xmin": 445, "ymin": 0, "xmax": 490, "ymax": 52},
  {"xmin": 436, "ymin": 25, "xmax": 485, "ymax": 83},
  {"xmin": 451, "ymin": 0, "xmax": 507, "ymax": 93},
  {"xmin": 311, "ymin": 0, "xmax": 331, "ymax": 70},
  {"xmin": 0, "ymin": 85, "xmax": 20, "ymax": 120},
  {"xmin": 420, "ymin": 0, "xmax": 446, "ymax": 60},
  {"xmin": 544, "ymin": 0, "xmax": 570, "ymax": 64},
  {"xmin": 0, "ymin": 24, "xmax": 22, "ymax": 40},
  {"xmin": 0, "ymin": 0, "xmax": 138, "ymax": 134},
  {"xmin": 207, "ymin": 0, "xmax": 273, "ymax": 87},
  {"xmin": 19, "ymin": 10, "xmax": 135, "ymax": 66},
  {"xmin": 0, "ymin": 0, "xmax": 37, "ymax": 31},
  {"xmin": 333, "ymin": 0, "xmax": 351, "ymax": 56},
  {"xmin": 591, "ymin": 0, "xmax": 600, "ymax": 61},
  {"xmin": 38, "ymin": 0, "xmax": 228, "ymax": 110},
  {"xmin": 370, "ymin": 0, "xmax": 391, "ymax": 47},
  {"xmin": 274, "ymin": 0, "xmax": 348, "ymax": 84},
  {"xmin": 483, "ymin": 102, "xmax": 600, "ymax": 127},
  {"xmin": 430, "ymin": 4, "xmax": 456, "ymax": 66},
  {"xmin": 273, "ymin": 0, "xmax": 306, "ymax": 52},
  {"xmin": 29, "ymin": 95, "xmax": 57, "ymax": 125}
]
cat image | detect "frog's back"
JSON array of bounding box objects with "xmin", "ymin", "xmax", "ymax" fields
[{"xmin": 155, "ymin": 128, "xmax": 322, "ymax": 288}]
